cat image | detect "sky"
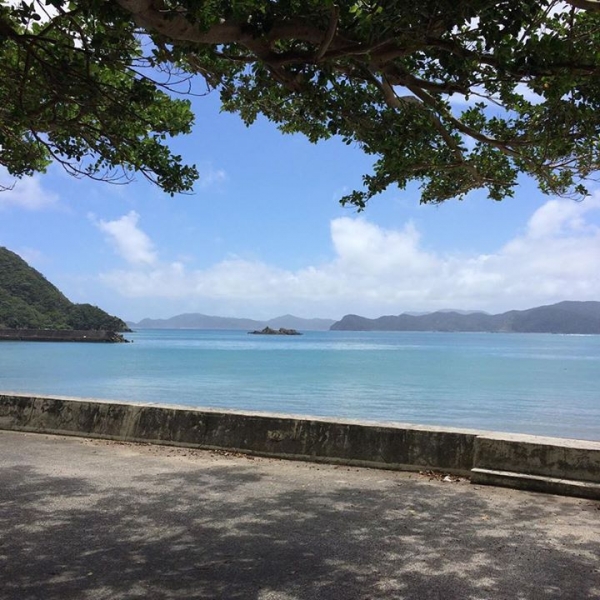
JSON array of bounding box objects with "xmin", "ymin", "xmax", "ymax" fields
[{"xmin": 1, "ymin": 89, "xmax": 600, "ymax": 323}]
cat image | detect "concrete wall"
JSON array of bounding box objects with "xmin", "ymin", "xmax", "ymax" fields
[
  {"xmin": 0, "ymin": 329, "xmax": 126, "ymax": 342},
  {"xmin": 474, "ymin": 432, "xmax": 600, "ymax": 483},
  {"xmin": 0, "ymin": 393, "xmax": 478, "ymax": 474},
  {"xmin": 1, "ymin": 393, "xmax": 599, "ymax": 499}
]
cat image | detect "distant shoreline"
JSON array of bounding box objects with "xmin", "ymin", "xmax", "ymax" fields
[
  {"xmin": 331, "ymin": 301, "xmax": 600, "ymax": 334},
  {"xmin": 0, "ymin": 329, "xmax": 129, "ymax": 343}
]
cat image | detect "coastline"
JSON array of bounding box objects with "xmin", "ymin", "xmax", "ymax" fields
[{"xmin": 0, "ymin": 329, "xmax": 128, "ymax": 343}]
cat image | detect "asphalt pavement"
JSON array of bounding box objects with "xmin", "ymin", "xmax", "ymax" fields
[{"xmin": 1, "ymin": 430, "xmax": 599, "ymax": 600}]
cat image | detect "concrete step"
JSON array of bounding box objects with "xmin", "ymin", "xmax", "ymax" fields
[
  {"xmin": 473, "ymin": 433, "xmax": 600, "ymax": 484},
  {"xmin": 471, "ymin": 467, "xmax": 600, "ymax": 500}
]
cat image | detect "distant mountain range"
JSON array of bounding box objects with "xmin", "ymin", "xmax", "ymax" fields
[
  {"xmin": 330, "ymin": 301, "xmax": 600, "ymax": 334},
  {"xmin": 131, "ymin": 302, "xmax": 600, "ymax": 333},
  {"xmin": 131, "ymin": 313, "xmax": 336, "ymax": 331}
]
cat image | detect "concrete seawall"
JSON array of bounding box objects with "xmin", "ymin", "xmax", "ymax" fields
[
  {"xmin": 0, "ymin": 329, "xmax": 127, "ymax": 343},
  {"xmin": 1, "ymin": 393, "xmax": 599, "ymax": 499}
]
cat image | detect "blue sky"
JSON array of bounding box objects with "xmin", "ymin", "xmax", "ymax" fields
[{"xmin": 1, "ymin": 90, "xmax": 600, "ymax": 322}]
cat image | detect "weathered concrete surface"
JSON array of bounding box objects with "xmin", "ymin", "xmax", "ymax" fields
[
  {"xmin": 0, "ymin": 430, "xmax": 599, "ymax": 600},
  {"xmin": 474, "ymin": 433, "xmax": 600, "ymax": 483},
  {"xmin": 1, "ymin": 393, "xmax": 600, "ymax": 499},
  {"xmin": 0, "ymin": 393, "xmax": 478, "ymax": 475},
  {"xmin": 471, "ymin": 468, "xmax": 600, "ymax": 501},
  {"xmin": 471, "ymin": 433, "xmax": 600, "ymax": 499}
]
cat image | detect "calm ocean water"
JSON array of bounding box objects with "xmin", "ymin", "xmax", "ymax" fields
[{"xmin": 1, "ymin": 329, "xmax": 599, "ymax": 440}]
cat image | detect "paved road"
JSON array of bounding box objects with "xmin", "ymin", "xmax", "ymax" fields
[{"xmin": 1, "ymin": 430, "xmax": 599, "ymax": 600}]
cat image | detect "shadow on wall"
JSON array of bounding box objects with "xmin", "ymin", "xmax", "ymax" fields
[{"xmin": 0, "ymin": 459, "xmax": 599, "ymax": 600}]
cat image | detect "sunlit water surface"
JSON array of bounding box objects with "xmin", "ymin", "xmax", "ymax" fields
[{"xmin": 1, "ymin": 329, "xmax": 599, "ymax": 440}]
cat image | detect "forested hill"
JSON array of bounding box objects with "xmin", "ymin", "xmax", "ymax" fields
[
  {"xmin": 331, "ymin": 302, "xmax": 600, "ymax": 334},
  {"xmin": 0, "ymin": 247, "xmax": 129, "ymax": 331}
]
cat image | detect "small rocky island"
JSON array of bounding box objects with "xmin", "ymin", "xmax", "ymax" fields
[{"xmin": 249, "ymin": 326, "xmax": 302, "ymax": 336}]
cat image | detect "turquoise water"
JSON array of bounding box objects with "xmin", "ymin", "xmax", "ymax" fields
[{"xmin": 1, "ymin": 329, "xmax": 599, "ymax": 440}]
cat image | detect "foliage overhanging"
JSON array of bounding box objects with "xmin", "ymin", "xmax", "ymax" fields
[{"xmin": 1, "ymin": 0, "xmax": 599, "ymax": 206}]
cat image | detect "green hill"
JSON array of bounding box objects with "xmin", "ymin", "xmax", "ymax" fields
[{"xmin": 0, "ymin": 247, "xmax": 129, "ymax": 331}]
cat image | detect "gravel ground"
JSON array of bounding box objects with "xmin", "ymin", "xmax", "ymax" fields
[{"xmin": 0, "ymin": 430, "xmax": 599, "ymax": 600}]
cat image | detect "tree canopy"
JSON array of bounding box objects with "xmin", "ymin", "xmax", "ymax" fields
[{"xmin": 1, "ymin": 0, "xmax": 599, "ymax": 206}]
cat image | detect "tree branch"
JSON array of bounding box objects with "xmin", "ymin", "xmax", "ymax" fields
[
  {"xmin": 314, "ymin": 4, "xmax": 340, "ymax": 62},
  {"xmin": 565, "ymin": 0, "xmax": 600, "ymax": 11}
]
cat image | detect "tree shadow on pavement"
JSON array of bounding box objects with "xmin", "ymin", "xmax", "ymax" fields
[{"xmin": 1, "ymin": 452, "xmax": 599, "ymax": 600}]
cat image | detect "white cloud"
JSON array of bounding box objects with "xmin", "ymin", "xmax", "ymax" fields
[
  {"xmin": 526, "ymin": 196, "xmax": 600, "ymax": 239},
  {"xmin": 198, "ymin": 164, "xmax": 227, "ymax": 189},
  {"xmin": 96, "ymin": 211, "xmax": 157, "ymax": 266},
  {"xmin": 97, "ymin": 195, "xmax": 600, "ymax": 318},
  {"xmin": 0, "ymin": 175, "xmax": 59, "ymax": 210}
]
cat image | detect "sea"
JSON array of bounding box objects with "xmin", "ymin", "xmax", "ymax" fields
[{"xmin": 1, "ymin": 329, "xmax": 599, "ymax": 441}]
